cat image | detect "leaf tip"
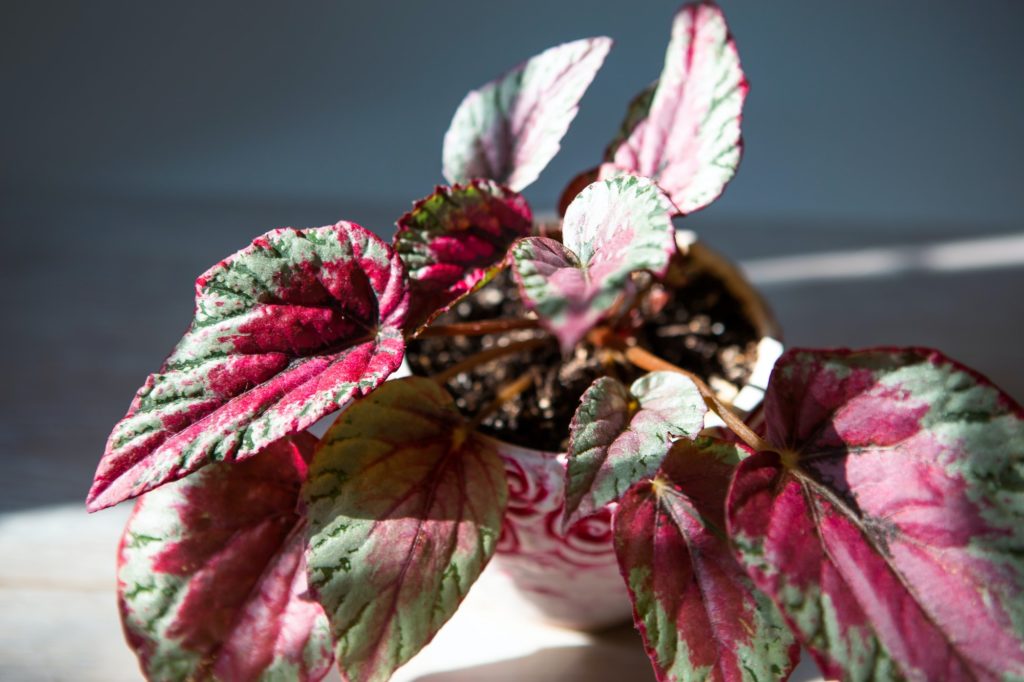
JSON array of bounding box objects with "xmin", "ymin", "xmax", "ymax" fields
[
  {"xmin": 85, "ymin": 477, "xmax": 126, "ymax": 513},
  {"xmin": 589, "ymin": 35, "xmax": 614, "ymax": 57},
  {"xmin": 84, "ymin": 492, "xmax": 104, "ymax": 514}
]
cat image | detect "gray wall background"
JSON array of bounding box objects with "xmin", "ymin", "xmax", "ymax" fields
[{"xmin": 4, "ymin": 1, "xmax": 1023, "ymax": 225}]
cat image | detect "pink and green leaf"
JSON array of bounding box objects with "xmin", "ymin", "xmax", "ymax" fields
[
  {"xmin": 303, "ymin": 377, "xmax": 508, "ymax": 682},
  {"xmin": 393, "ymin": 180, "xmax": 532, "ymax": 333},
  {"xmin": 603, "ymin": 3, "xmax": 747, "ymax": 215},
  {"xmin": 614, "ymin": 438, "xmax": 798, "ymax": 682},
  {"xmin": 88, "ymin": 222, "xmax": 409, "ymax": 511},
  {"xmin": 442, "ymin": 37, "xmax": 613, "ymax": 192},
  {"xmin": 118, "ymin": 433, "xmax": 333, "ymax": 682},
  {"xmin": 564, "ymin": 371, "xmax": 707, "ymax": 525},
  {"xmin": 511, "ymin": 175, "xmax": 675, "ymax": 351},
  {"xmin": 727, "ymin": 347, "xmax": 1024, "ymax": 681}
]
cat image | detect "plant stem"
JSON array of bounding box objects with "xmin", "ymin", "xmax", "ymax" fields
[
  {"xmin": 469, "ymin": 372, "xmax": 535, "ymax": 429},
  {"xmin": 419, "ymin": 318, "xmax": 541, "ymax": 338},
  {"xmin": 431, "ymin": 337, "xmax": 551, "ymax": 385},
  {"xmin": 623, "ymin": 345, "xmax": 775, "ymax": 453}
]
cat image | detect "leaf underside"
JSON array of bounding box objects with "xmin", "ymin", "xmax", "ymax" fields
[
  {"xmin": 511, "ymin": 175, "xmax": 675, "ymax": 351},
  {"xmin": 603, "ymin": 3, "xmax": 747, "ymax": 216},
  {"xmin": 565, "ymin": 371, "xmax": 707, "ymax": 524},
  {"xmin": 303, "ymin": 377, "xmax": 508, "ymax": 682},
  {"xmin": 728, "ymin": 347, "xmax": 1024, "ymax": 681},
  {"xmin": 443, "ymin": 36, "xmax": 613, "ymax": 192},
  {"xmin": 614, "ymin": 438, "xmax": 798, "ymax": 682},
  {"xmin": 118, "ymin": 433, "xmax": 333, "ymax": 682},
  {"xmin": 393, "ymin": 180, "xmax": 532, "ymax": 333},
  {"xmin": 88, "ymin": 222, "xmax": 409, "ymax": 511}
]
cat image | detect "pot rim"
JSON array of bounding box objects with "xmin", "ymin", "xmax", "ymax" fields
[{"xmin": 673, "ymin": 230, "xmax": 783, "ymax": 420}]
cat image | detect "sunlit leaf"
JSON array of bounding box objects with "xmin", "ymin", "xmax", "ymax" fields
[
  {"xmin": 304, "ymin": 377, "xmax": 508, "ymax": 682},
  {"xmin": 394, "ymin": 180, "xmax": 532, "ymax": 332},
  {"xmin": 603, "ymin": 3, "xmax": 747, "ymax": 215},
  {"xmin": 615, "ymin": 438, "xmax": 798, "ymax": 682},
  {"xmin": 564, "ymin": 371, "xmax": 706, "ymax": 525},
  {"xmin": 511, "ymin": 175, "xmax": 674, "ymax": 351},
  {"xmin": 728, "ymin": 347, "xmax": 1024, "ymax": 681},
  {"xmin": 118, "ymin": 433, "xmax": 333, "ymax": 682},
  {"xmin": 443, "ymin": 37, "xmax": 613, "ymax": 192},
  {"xmin": 88, "ymin": 222, "xmax": 408, "ymax": 511}
]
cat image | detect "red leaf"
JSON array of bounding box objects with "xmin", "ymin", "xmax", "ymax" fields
[
  {"xmin": 394, "ymin": 180, "xmax": 532, "ymax": 333},
  {"xmin": 88, "ymin": 222, "xmax": 408, "ymax": 511},
  {"xmin": 728, "ymin": 347, "xmax": 1024, "ymax": 681},
  {"xmin": 615, "ymin": 438, "xmax": 798, "ymax": 681},
  {"xmin": 118, "ymin": 433, "xmax": 333, "ymax": 681}
]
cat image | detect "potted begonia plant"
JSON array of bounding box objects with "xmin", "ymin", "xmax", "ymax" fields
[{"xmin": 89, "ymin": 3, "xmax": 1024, "ymax": 681}]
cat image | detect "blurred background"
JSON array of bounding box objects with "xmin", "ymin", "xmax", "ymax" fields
[{"xmin": 1, "ymin": 1, "xmax": 1022, "ymax": 679}]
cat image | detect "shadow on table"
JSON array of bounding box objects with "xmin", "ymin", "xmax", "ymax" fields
[{"xmin": 412, "ymin": 623, "xmax": 824, "ymax": 682}]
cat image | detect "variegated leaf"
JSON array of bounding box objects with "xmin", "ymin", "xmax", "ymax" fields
[
  {"xmin": 727, "ymin": 348, "xmax": 1024, "ymax": 681},
  {"xmin": 88, "ymin": 222, "xmax": 409, "ymax": 511},
  {"xmin": 304, "ymin": 377, "xmax": 508, "ymax": 682},
  {"xmin": 603, "ymin": 3, "xmax": 747, "ymax": 215},
  {"xmin": 511, "ymin": 175, "xmax": 674, "ymax": 351},
  {"xmin": 565, "ymin": 371, "xmax": 706, "ymax": 525},
  {"xmin": 615, "ymin": 438, "xmax": 798, "ymax": 682},
  {"xmin": 118, "ymin": 433, "xmax": 333, "ymax": 682},
  {"xmin": 393, "ymin": 180, "xmax": 532, "ymax": 332},
  {"xmin": 443, "ymin": 37, "xmax": 612, "ymax": 192}
]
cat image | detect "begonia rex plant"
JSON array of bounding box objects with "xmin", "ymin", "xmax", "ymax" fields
[{"xmin": 89, "ymin": 3, "xmax": 1024, "ymax": 681}]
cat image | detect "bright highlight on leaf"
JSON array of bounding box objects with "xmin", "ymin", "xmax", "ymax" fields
[
  {"xmin": 511, "ymin": 175, "xmax": 675, "ymax": 351},
  {"xmin": 564, "ymin": 371, "xmax": 706, "ymax": 525},
  {"xmin": 443, "ymin": 36, "xmax": 613, "ymax": 192},
  {"xmin": 118, "ymin": 433, "xmax": 333, "ymax": 682},
  {"xmin": 615, "ymin": 438, "xmax": 798, "ymax": 682},
  {"xmin": 303, "ymin": 378, "xmax": 508, "ymax": 682},
  {"xmin": 727, "ymin": 347, "xmax": 1024, "ymax": 681},
  {"xmin": 394, "ymin": 180, "xmax": 532, "ymax": 332},
  {"xmin": 87, "ymin": 222, "xmax": 409, "ymax": 512},
  {"xmin": 603, "ymin": 3, "xmax": 747, "ymax": 215}
]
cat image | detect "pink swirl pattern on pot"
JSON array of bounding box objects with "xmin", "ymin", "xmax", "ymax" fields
[{"xmin": 486, "ymin": 437, "xmax": 633, "ymax": 630}]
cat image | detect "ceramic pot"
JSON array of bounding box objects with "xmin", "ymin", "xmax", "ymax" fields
[{"xmin": 483, "ymin": 232, "xmax": 783, "ymax": 630}]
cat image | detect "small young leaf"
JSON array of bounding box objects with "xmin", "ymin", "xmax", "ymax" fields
[
  {"xmin": 727, "ymin": 348, "xmax": 1024, "ymax": 681},
  {"xmin": 603, "ymin": 3, "xmax": 747, "ymax": 215},
  {"xmin": 118, "ymin": 433, "xmax": 333, "ymax": 682},
  {"xmin": 443, "ymin": 36, "xmax": 613, "ymax": 192},
  {"xmin": 614, "ymin": 438, "xmax": 798, "ymax": 682},
  {"xmin": 304, "ymin": 377, "xmax": 508, "ymax": 682},
  {"xmin": 511, "ymin": 175, "xmax": 675, "ymax": 351},
  {"xmin": 88, "ymin": 222, "xmax": 409, "ymax": 511},
  {"xmin": 394, "ymin": 180, "xmax": 532, "ymax": 332},
  {"xmin": 565, "ymin": 371, "xmax": 707, "ymax": 525}
]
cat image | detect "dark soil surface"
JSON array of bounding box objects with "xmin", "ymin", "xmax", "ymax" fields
[{"xmin": 406, "ymin": 254, "xmax": 760, "ymax": 452}]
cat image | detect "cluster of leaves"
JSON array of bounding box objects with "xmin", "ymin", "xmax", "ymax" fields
[{"xmin": 89, "ymin": 3, "xmax": 1024, "ymax": 681}]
